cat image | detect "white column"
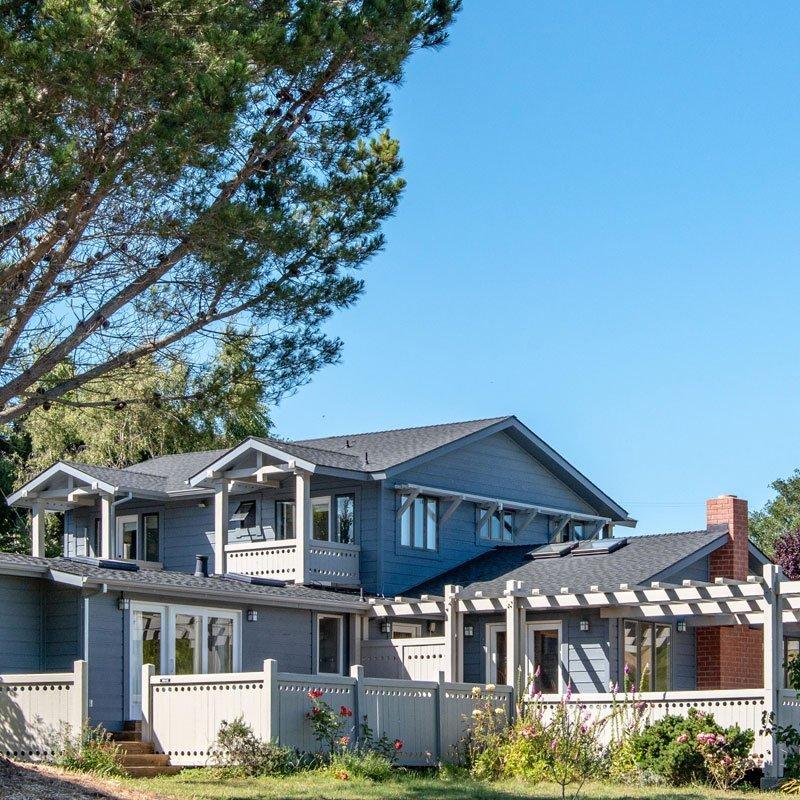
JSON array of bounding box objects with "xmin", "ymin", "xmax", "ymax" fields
[
  {"xmin": 71, "ymin": 660, "xmax": 88, "ymax": 734},
  {"xmin": 763, "ymin": 563, "xmax": 783, "ymax": 779},
  {"xmin": 294, "ymin": 470, "xmax": 311, "ymax": 584},
  {"xmin": 99, "ymin": 493, "xmax": 113, "ymax": 559},
  {"xmin": 213, "ymin": 480, "xmax": 229, "ymax": 575},
  {"xmin": 140, "ymin": 663, "xmax": 155, "ymax": 744},
  {"xmin": 505, "ymin": 579, "xmax": 522, "ymax": 690},
  {"xmin": 443, "ymin": 584, "xmax": 462, "ymax": 682},
  {"xmin": 31, "ymin": 502, "xmax": 46, "ymax": 557}
]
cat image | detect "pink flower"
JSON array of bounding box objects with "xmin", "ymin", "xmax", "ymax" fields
[
  {"xmin": 715, "ymin": 734, "xmax": 726, "ymax": 744},
  {"xmin": 579, "ymin": 724, "xmax": 588, "ymax": 734},
  {"xmin": 339, "ymin": 705, "xmax": 353, "ymax": 717},
  {"xmin": 534, "ymin": 664, "xmax": 542, "ymax": 678},
  {"xmin": 334, "ymin": 770, "xmax": 349, "ymax": 781},
  {"xmin": 624, "ymin": 664, "xmax": 631, "ymax": 675},
  {"xmin": 565, "ymin": 683, "xmax": 573, "ymax": 701},
  {"xmin": 393, "ymin": 739, "xmax": 403, "ymax": 751},
  {"xmin": 550, "ymin": 738, "xmax": 558, "ymax": 751},
  {"xmin": 307, "ymin": 689, "xmax": 324, "ymax": 700},
  {"xmin": 339, "ymin": 735, "xmax": 350, "ymax": 746},
  {"xmin": 676, "ymin": 734, "xmax": 689, "ymax": 744},
  {"xmin": 634, "ymin": 701, "xmax": 646, "ymax": 713}
]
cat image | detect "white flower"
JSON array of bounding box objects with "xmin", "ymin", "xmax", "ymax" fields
[
  {"xmin": 494, "ymin": 707, "xmax": 505, "ymax": 715},
  {"xmin": 471, "ymin": 686, "xmax": 481, "ymax": 698},
  {"xmin": 485, "ymin": 683, "xmax": 496, "ymax": 693},
  {"xmin": 471, "ymin": 708, "xmax": 483, "ymax": 718}
]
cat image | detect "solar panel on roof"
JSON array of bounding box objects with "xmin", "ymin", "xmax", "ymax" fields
[
  {"xmin": 526, "ymin": 541, "xmax": 578, "ymax": 560},
  {"xmin": 572, "ymin": 538, "xmax": 628, "ymax": 556}
]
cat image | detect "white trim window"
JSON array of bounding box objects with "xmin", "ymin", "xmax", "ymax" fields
[
  {"xmin": 400, "ymin": 495, "xmax": 438, "ymax": 551},
  {"xmin": 390, "ymin": 622, "xmax": 422, "ymax": 640},
  {"xmin": 116, "ymin": 514, "xmax": 139, "ymax": 560},
  {"xmin": 275, "ymin": 500, "xmax": 296, "ymax": 540},
  {"xmin": 277, "ymin": 494, "xmax": 356, "ymax": 543},
  {"xmin": 317, "ymin": 614, "xmax": 344, "ymax": 674},
  {"xmin": 623, "ymin": 619, "xmax": 671, "ymax": 692},
  {"xmin": 485, "ymin": 623, "xmax": 508, "ymax": 684},
  {"xmin": 526, "ymin": 621, "xmax": 563, "ymax": 694}
]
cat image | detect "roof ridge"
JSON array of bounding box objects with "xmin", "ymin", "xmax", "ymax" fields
[
  {"xmin": 61, "ymin": 459, "xmax": 164, "ymax": 480},
  {"xmin": 628, "ymin": 525, "xmax": 728, "ymax": 540},
  {"xmin": 294, "ymin": 415, "xmax": 513, "ymax": 443}
]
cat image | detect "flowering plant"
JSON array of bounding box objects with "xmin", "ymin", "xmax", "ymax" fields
[
  {"xmin": 304, "ymin": 689, "xmax": 353, "ymax": 751},
  {"xmin": 694, "ymin": 731, "xmax": 758, "ymax": 789}
]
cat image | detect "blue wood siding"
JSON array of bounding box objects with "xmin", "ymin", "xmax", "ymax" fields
[
  {"xmin": 0, "ymin": 575, "xmax": 43, "ymax": 671},
  {"xmin": 87, "ymin": 592, "xmax": 125, "ymax": 730},
  {"xmin": 43, "ymin": 584, "xmax": 82, "ymax": 671},
  {"xmin": 379, "ymin": 431, "xmax": 599, "ymax": 595}
]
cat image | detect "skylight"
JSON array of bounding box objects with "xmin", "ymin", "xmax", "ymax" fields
[
  {"xmin": 572, "ymin": 538, "xmax": 628, "ymax": 556},
  {"xmin": 527, "ymin": 542, "xmax": 578, "ymax": 560}
]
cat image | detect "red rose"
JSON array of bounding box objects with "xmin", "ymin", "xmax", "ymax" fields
[
  {"xmin": 339, "ymin": 705, "xmax": 353, "ymax": 717},
  {"xmin": 393, "ymin": 739, "xmax": 403, "ymax": 751},
  {"xmin": 307, "ymin": 689, "xmax": 324, "ymax": 700}
]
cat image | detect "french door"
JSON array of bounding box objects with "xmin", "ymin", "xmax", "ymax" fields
[
  {"xmin": 129, "ymin": 602, "xmax": 241, "ymax": 719},
  {"xmin": 525, "ymin": 622, "xmax": 562, "ymax": 694}
]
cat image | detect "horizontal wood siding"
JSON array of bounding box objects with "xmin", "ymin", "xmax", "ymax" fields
[
  {"xmin": 380, "ymin": 432, "xmax": 598, "ymax": 594},
  {"xmin": 42, "ymin": 584, "xmax": 82, "ymax": 671},
  {"xmin": 0, "ymin": 575, "xmax": 43, "ymax": 671},
  {"xmin": 87, "ymin": 592, "xmax": 125, "ymax": 730}
]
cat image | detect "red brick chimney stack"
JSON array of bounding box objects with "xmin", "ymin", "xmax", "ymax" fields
[
  {"xmin": 696, "ymin": 494, "xmax": 761, "ymax": 690},
  {"xmin": 706, "ymin": 495, "xmax": 749, "ymax": 581}
]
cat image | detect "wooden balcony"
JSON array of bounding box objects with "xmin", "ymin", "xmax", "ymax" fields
[{"xmin": 224, "ymin": 539, "xmax": 360, "ymax": 587}]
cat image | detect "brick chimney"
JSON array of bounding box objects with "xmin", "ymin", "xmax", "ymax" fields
[
  {"xmin": 696, "ymin": 494, "xmax": 762, "ymax": 690},
  {"xmin": 706, "ymin": 495, "xmax": 749, "ymax": 581}
]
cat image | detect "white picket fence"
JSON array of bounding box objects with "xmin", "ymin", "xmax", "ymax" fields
[
  {"xmin": 361, "ymin": 636, "xmax": 446, "ymax": 681},
  {"xmin": 533, "ymin": 689, "xmax": 772, "ymax": 763},
  {"xmin": 0, "ymin": 660, "xmax": 88, "ymax": 760},
  {"xmin": 141, "ymin": 661, "xmax": 513, "ymax": 766}
]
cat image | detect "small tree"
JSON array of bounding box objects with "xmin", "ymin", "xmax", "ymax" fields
[{"xmin": 774, "ymin": 529, "xmax": 800, "ymax": 580}]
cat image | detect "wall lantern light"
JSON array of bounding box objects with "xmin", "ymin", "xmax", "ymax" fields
[
  {"xmin": 117, "ymin": 597, "xmax": 130, "ymax": 612},
  {"xmin": 579, "ymin": 619, "xmax": 590, "ymax": 632},
  {"xmin": 676, "ymin": 620, "xmax": 687, "ymax": 633},
  {"xmin": 426, "ymin": 621, "xmax": 438, "ymax": 635},
  {"xmin": 379, "ymin": 621, "xmax": 392, "ymax": 636},
  {"xmin": 247, "ymin": 609, "xmax": 258, "ymax": 622},
  {"xmin": 463, "ymin": 624, "xmax": 475, "ymax": 638}
]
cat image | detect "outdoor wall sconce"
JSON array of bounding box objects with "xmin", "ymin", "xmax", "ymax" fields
[
  {"xmin": 579, "ymin": 619, "xmax": 589, "ymax": 632},
  {"xmin": 426, "ymin": 621, "xmax": 438, "ymax": 634},
  {"xmin": 247, "ymin": 609, "xmax": 258, "ymax": 622},
  {"xmin": 463, "ymin": 624, "xmax": 475, "ymax": 638},
  {"xmin": 117, "ymin": 597, "xmax": 130, "ymax": 612},
  {"xmin": 379, "ymin": 621, "xmax": 392, "ymax": 635},
  {"xmin": 197, "ymin": 499, "xmax": 208, "ymax": 508},
  {"xmin": 676, "ymin": 620, "xmax": 687, "ymax": 633}
]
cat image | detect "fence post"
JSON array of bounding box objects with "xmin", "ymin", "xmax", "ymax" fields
[
  {"xmin": 443, "ymin": 585, "xmax": 462, "ymax": 682},
  {"xmin": 436, "ymin": 670, "xmax": 446, "ymax": 763},
  {"xmin": 762, "ymin": 564, "xmax": 783, "ymax": 780},
  {"xmin": 263, "ymin": 659, "xmax": 280, "ymax": 743},
  {"xmin": 350, "ymin": 664, "xmax": 365, "ymax": 746},
  {"xmin": 140, "ymin": 663, "xmax": 155, "ymax": 744},
  {"xmin": 71, "ymin": 660, "xmax": 88, "ymax": 733}
]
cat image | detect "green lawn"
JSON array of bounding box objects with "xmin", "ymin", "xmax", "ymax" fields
[{"xmin": 118, "ymin": 769, "xmax": 787, "ymax": 800}]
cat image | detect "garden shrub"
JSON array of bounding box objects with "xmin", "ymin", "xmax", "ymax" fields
[
  {"xmin": 328, "ymin": 749, "xmax": 395, "ymax": 782},
  {"xmin": 210, "ymin": 717, "xmax": 300, "ymax": 776},
  {"xmin": 499, "ymin": 723, "xmax": 549, "ymax": 782},
  {"xmin": 629, "ymin": 708, "xmax": 753, "ymax": 786},
  {"xmin": 54, "ymin": 724, "xmax": 122, "ymax": 777}
]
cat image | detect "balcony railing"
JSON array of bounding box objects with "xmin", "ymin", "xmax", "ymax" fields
[{"xmin": 224, "ymin": 539, "xmax": 360, "ymax": 587}]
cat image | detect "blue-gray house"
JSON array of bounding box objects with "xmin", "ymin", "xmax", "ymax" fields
[{"xmin": 0, "ymin": 416, "xmax": 774, "ymax": 732}]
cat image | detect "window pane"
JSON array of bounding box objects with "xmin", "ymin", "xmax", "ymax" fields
[
  {"xmin": 312, "ymin": 499, "xmax": 330, "ymax": 541},
  {"xmin": 318, "ymin": 616, "xmax": 341, "ymax": 674},
  {"xmin": 639, "ymin": 622, "xmax": 653, "ymax": 692},
  {"xmin": 174, "ymin": 614, "xmax": 201, "ymax": 675},
  {"xmin": 143, "ymin": 514, "xmax": 159, "ymax": 562},
  {"xmin": 655, "ymin": 624, "xmax": 671, "ymax": 691},
  {"xmin": 490, "ymin": 512, "xmax": 501, "ymax": 541},
  {"xmin": 413, "ymin": 497, "xmax": 425, "ymax": 548},
  {"xmin": 534, "ymin": 630, "xmax": 560, "ymax": 693},
  {"xmin": 478, "ymin": 509, "xmax": 489, "ymax": 539},
  {"xmin": 120, "ymin": 520, "xmax": 137, "ymax": 560},
  {"xmin": 502, "ymin": 512, "xmax": 514, "ymax": 542},
  {"xmin": 207, "ymin": 616, "xmax": 234, "ymax": 674},
  {"xmin": 400, "ymin": 503, "xmax": 411, "ymax": 546},
  {"xmin": 92, "ymin": 519, "xmax": 100, "ymax": 557},
  {"xmin": 425, "ymin": 499, "xmax": 438, "ymax": 550},
  {"xmin": 623, "ymin": 620, "xmax": 638, "ymax": 691},
  {"xmin": 335, "ymin": 495, "xmax": 355, "ymax": 544},
  {"xmin": 132, "ymin": 611, "xmax": 161, "ymax": 703},
  {"xmin": 572, "ymin": 523, "xmax": 587, "ymax": 541},
  {"xmin": 494, "ymin": 629, "xmax": 507, "ymax": 685},
  {"xmin": 786, "ymin": 639, "xmax": 800, "ymax": 688},
  {"xmin": 277, "ymin": 502, "xmax": 295, "ymax": 540}
]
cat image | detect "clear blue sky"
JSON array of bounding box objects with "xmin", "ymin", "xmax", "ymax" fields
[{"xmin": 271, "ymin": 1, "xmax": 800, "ymax": 535}]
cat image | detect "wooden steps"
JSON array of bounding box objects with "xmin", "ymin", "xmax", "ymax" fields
[{"xmin": 110, "ymin": 722, "xmax": 181, "ymax": 778}]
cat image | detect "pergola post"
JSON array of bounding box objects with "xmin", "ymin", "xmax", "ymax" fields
[
  {"xmin": 31, "ymin": 502, "xmax": 46, "ymax": 558},
  {"xmin": 505, "ymin": 579, "xmax": 523, "ymax": 690},
  {"xmin": 294, "ymin": 469, "xmax": 312, "ymax": 584},
  {"xmin": 99, "ymin": 493, "xmax": 113, "ymax": 559},
  {"xmin": 443, "ymin": 584, "xmax": 462, "ymax": 682},
  {"xmin": 762, "ymin": 563, "xmax": 783, "ymax": 780},
  {"xmin": 213, "ymin": 480, "xmax": 229, "ymax": 574}
]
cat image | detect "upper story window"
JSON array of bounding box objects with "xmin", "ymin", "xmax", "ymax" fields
[
  {"xmin": 230, "ymin": 500, "xmax": 257, "ymax": 529},
  {"xmin": 400, "ymin": 495, "xmax": 438, "ymax": 551},
  {"xmin": 276, "ymin": 494, "xmax": 356, "ymax": 543},
  {"xmin": 143, "ymin": 512, "xmax": 160, "ymax": 562},
  {"xmin": 114, "ymin": 512, "xmax": 160, "ymax": 563},
  {"xmin": 479, "ymin": 508, "xmax": 514, "ymax": 542},
  {"xmin": 552, "ymin": 519, "xmax": 599, "ymax": 543}
]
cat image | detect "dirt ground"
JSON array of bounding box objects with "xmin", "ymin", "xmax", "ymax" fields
[{"xmin": 0, "ymin": 760, "xmax": 152, "ymax": 800}]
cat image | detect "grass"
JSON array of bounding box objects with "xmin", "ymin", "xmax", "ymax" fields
[{"xmin": 117, "ymin": 768, "xmax": 789, "ymax": 800}]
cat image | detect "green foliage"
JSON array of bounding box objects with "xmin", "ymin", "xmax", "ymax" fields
[
  {"xmin": 763, "ymin": 709, "xmax": 800, "ymax": 780},
  {"xmin": 328, "ymin": 749, "xmax": 395, "ymax": 782},
  {"xmin": 0, "ymin": 0, "xmax": 460, "ymax": 424},
  {"xmin": 750, "ymin": 470, "xmax": 800, "ymax": 555},
  {"xmin": 54, "ymin": 724, "xmax": 122, "ymax": 777},
  {"xmin": 629, "ymin": 708, "xmax": 753, "ymax": 786},
  {"xmin": 210, "ymin": 718, "xmax": 300, "ymax": 777},
  {"xmin": 460, "ymin": 685, "xmax": 509, "ymax": 781},
  {"xmin": 498, "ymin": 725, "xmax": 550, "ymax": 783}
]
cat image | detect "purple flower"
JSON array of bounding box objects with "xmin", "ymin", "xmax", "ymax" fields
[
  {"xmin": 534, "ymin": 664, "xmax": 542, "ymax": 678},
  {"xmin": 624, "ymin": 664, "xmax": 631, "ymax": 676}
]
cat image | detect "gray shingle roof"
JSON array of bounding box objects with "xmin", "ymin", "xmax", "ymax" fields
[
  {"xmin": 0, "ymin": 552, "xmax": 364, "ymax": 608},
  {"xmin": 128, "ymin": 450, "xmax": 228, "ymax": 492},
  {"xmin": 61, "ymin": 461, "xmax": 167, "ymax": 493},
  {"xmin": 405, "ymin": 527, "xmax": 730, "ymax": 599},
  {"xmin": 295, "ymin": 417, "xmax": 511, "ymax": 472}
]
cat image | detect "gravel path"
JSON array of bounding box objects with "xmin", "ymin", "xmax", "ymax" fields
[{"xmin": 0, "ymin": 759, "xmax": 155, "ymax": 800}]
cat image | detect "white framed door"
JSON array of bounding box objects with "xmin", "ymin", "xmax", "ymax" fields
[
  {"xmin": 525, "ymin": 621, "xmax": 562, "ymax": 694},
  {"xmin": 116, "ymin": 514, "xmax": 139, "ymax": 560},
  {"xmin": 129, "ymin": 601, "xmax": 242, "ymax": 719},
  {"xmin": 485, "ymin": 623, "xmax": 508, "ymax": 685}
]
